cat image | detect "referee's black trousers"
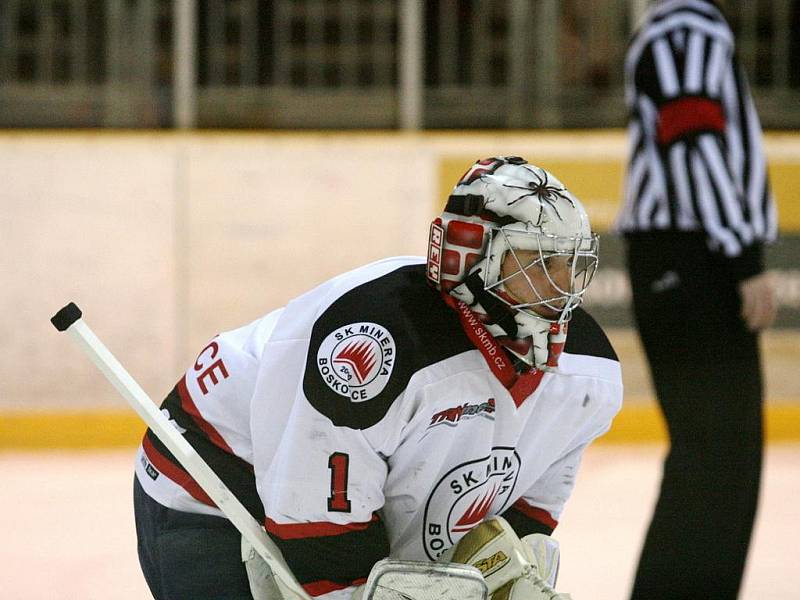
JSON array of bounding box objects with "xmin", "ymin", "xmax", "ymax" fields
[{"xmin": 625, "ymin": 233, "xmax": 763, "ymax": 600}]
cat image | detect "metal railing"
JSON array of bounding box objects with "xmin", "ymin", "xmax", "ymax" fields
[{"xmin": 1, "ymin": 0, "xmax": 798, "ymax": 129}]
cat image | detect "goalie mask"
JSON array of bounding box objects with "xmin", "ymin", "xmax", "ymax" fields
[{"xmin": 427, "ymin": 156, "xmax": 599, "ymax": 371}]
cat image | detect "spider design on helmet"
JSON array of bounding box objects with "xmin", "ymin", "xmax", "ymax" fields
[{"xmin": 501, "ymin": 166, "xmax": 574, "ymax": 225}]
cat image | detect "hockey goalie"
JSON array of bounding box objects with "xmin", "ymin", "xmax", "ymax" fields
[{"xmin": 132, "ymin": 157, "xmax": 623, "ymax": 599}]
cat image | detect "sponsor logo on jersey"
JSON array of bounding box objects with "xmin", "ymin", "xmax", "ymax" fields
[
  {"xmin": 426, "ymin": 398, "xmax": 495, "ymax": 431},
  {"xmin": 140, "ymin": 453, "xmax": 159, "ymax": 481},
  {"xmin": 317, "ymin": 322, "xmax": 396, "ymax": 402},
  {"xmin": 422, "ymin": 447, "xmax": 520, "ymax": 560}
]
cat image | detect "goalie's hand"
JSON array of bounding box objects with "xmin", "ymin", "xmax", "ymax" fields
[{"xmin": 439, "ymin": 516, "xmax": 572, "ymax": 600}]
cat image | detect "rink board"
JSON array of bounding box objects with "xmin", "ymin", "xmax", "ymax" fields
[{"xmin": 3, "ymin": 131, "xmax": 798, "ymax": 447}]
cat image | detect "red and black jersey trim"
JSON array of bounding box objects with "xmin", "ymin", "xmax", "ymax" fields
[
  {"xmin": 142, "ymin": 435, "xmax": 214, "ymax": 506},
  {"xmin": 265, "ymin": 515, "xmax": 389, "ymax": 596},
  {"xmin": 143, "ymin": 382, "xmax": 265, "ymax": 522},
  {"xmin": 564, "ymin": 308, "xmax": 618, "ymax": 362},
  {"xmin": 501, "ymin": 499, "xmax": 558, "ymax": 537},
  {"xmin": 174, "ymin": 375, "xmax": 235, "ymax": 454}
]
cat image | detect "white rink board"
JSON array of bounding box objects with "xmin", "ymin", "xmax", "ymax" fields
[{"xmin": 1, "ymin": 134, "xmax": 178, "ymax": 409}]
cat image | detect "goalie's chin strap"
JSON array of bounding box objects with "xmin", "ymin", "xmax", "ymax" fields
[
  {"xmin": 440, "ymin": 291, "xmax": 544, "ymax": 407},
  {"xmin": 464, "ymin": 270, "xmax": 519, "ymax": 337}
]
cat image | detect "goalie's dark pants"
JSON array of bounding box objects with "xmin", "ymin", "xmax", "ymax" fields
[
  {"xmin": 625, "ymin": 233, "xmax": 763, "ymax": 600},
  {"xmin": 133, "ymin": 475, "xmax": 254, "ymax": 600}
]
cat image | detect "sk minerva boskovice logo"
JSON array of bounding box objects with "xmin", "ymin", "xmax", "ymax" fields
[
  {"xmin": 423, "ymin": 448, "xmax": 521, "ymax": 559},
  {"xmin": 317, "ymin": 322, "xmax": 396, "ymax": 402}
]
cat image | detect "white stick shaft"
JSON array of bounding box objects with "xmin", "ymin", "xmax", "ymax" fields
[{"xmin": 66, "ymin": 318, "xmax": 310, "ymax": 600}]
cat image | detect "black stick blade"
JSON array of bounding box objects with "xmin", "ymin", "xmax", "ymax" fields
[{"xmin": 51, "ymin": 302, "xmax": 83, "ymax": 331}]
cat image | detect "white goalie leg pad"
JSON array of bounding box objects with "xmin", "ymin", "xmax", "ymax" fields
[
  {"xmin": 242, "ymin": 545, "xmax": 488, "ymax": 600},
  {"xmin": 361, "ymin": 559, "xmax": 488, "ymax": 600}
]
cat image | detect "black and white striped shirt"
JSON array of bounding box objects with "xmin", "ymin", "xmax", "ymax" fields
[{"xmin": 615, "ymin": 0, "xmax": 777, "ymax": 275}]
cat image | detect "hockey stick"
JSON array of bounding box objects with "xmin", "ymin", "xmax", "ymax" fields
[{"xmin": 50, "ymin": 302, "xmax": 311, "ymax": 600}]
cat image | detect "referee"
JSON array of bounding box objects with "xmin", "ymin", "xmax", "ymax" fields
[{"xmin": 615, "ymin": 1, "xmax": 778, "ymax": 598}]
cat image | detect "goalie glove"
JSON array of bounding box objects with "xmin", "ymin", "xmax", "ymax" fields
[{"xmin": 439, "ymin": 516, "xmax": 572, "ymax": 600}]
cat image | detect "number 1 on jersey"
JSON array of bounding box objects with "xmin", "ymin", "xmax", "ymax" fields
[{"xmin": 327, "ymin": 452, "xmax": 352, "ymax": 512}]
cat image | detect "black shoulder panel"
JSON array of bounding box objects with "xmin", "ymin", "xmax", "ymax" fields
[
  {"xmin": 303, "ymin": 264, "xmax": 474, "ymax": 429},
  {"xmin": 564, "ymin": 308, "xmax": 618, "ymax": 362}
]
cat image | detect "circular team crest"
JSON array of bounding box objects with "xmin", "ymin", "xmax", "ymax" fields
[
  {"xmin": 316, "ymin": 322, "xmax": 396, "ymax": 402},
  {"xmin": 422, "ymin": 448, "xmax": 520, "ymax": 560}
]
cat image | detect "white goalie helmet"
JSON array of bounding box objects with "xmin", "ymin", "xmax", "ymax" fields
[{"xmin": 427, "ymin": 156, "xmax": 599, "ymax": 370}]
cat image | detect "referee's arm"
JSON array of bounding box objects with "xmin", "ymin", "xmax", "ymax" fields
[{"xmin": 635, "ymin": 29, "xmax": 763, "ymax": 282}]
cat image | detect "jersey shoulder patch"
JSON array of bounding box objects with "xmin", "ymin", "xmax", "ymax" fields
[
  {"xmin": 303, "ymin": 264, "xmax": 473, "ymax": 429},
  {"xmin": 564, "ymin": 307, "xmax": 618, "ymax": 362}
]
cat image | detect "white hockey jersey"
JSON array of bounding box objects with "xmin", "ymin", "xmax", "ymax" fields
[{"xmin": 135, "ymin": 256, "xmax": 623, "ymax": 597}]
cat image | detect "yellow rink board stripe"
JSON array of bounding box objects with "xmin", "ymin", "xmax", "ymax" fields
[
  {"xmin": 605, "ymin": 402, "xmax": 800, "ymax": 443},
  {"xmin": 1, "ymin": 404, "xmax": 799, "ymax": 449},
  {"xmin": 0, "ymin": 412, "xmax": 148, "ymax": 449},
  {"xmin": 438, "ymin": 154, "xmax": 800, "ymax": 232}
]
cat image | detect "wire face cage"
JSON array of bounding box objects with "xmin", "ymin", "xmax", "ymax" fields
[{"xmin": 485, "ymin": 226, "xmax": 600, "ymax": 322}]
